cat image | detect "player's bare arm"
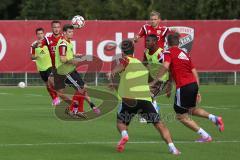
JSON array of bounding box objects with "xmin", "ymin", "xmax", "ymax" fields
[
  {"xmin": 59, "ymin": 56, "xmax": 78, "ymax": 66},
  {"xmin": 192, "ymin": 68, "xmax": 201, "ymax": 102},
  {"xmin": 165, "ymin": 73, "xmax": 173, "ymax": 98},
  {"xmin": 133, "ymin": 35, "xmax": 140, "ymax": 43},
  {"xmin": 192, "ymin": 68, "xmax": 200, "ymax": 87},
  {"xmin": 106, "ymin": 64, "xmax": 125, "ymax": 80},
  {"xmin": 31, "ymin": 54, "xmax": 38, "ymax": 60}
]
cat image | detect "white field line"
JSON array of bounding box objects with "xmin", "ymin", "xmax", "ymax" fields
[
  {"xmin": 0, "ymin": 92, "xmax": 12, "ymax": 95},
  {"xmin": 23, "ymin": 94, "xmax": 46, "ymax": 97},
  {"xmin": 0, "ymin": 140, "xmax": 239, "ymax": 147},
  {"xmin": 0, "ymin": 93, "xmax": 238, "ymax": 110},
  {"xmin": 0, "ymin": 108, "xmax": 53, "ymax": 111}
]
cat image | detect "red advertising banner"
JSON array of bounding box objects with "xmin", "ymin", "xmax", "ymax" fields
[{"xmin": 0, "ymin": 20, "xmax": 239, "ymax": 73}]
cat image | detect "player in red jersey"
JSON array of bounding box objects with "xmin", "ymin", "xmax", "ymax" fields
[
  {"xmin": 134, "ymin": 11, "xmax": 170, "ymax": 49},
  {"xmin": 152, "ymin": 33, "xmax": 224, "ymax": 143},
  {"xmin": 40, "ymin": 20, "xmax": 63, "ymax": 68}
]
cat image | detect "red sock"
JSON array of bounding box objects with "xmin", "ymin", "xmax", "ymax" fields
[
  {"xmin": 46, "ymin": 83, "xmax": 58, "ymax": 100},
  {"xmin": 70, "ymin": 91, "xmax": 85, "ymax": 112}
]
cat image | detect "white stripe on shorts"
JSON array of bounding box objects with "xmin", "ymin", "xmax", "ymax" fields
[
  {"xmin": 176, "ymin": 88, "xmax": 181, "ymax": 106},
  {"xmin": 66, "ymin": 74, "xmax": 81, "ymax": 90}
]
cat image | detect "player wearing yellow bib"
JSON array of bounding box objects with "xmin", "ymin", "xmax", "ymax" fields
[
  {"xmin": 144, "ymin": 34, "xmax": 172, "ymax": 113},
  {"xmin": 106, "ymin": 40, "xmax": 180, "ymax": 155},
  {"xmin": 54, "ymin": 24, "xmax": 100, "ymax": 118},
  {"xmin": 30, "ymin": 28, "xmax": 60, "ymax": 106}
]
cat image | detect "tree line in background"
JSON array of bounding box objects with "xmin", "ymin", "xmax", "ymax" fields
[{"xmin": 0, "ymin": 0, "xmax": 239, "ymax": 20}]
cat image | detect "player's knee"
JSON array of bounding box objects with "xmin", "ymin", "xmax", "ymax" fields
[
  {"xmin": 176, "ymin": 114, "xmax": 190, "ymax": 123},
  {"xmin": 153, "ymin": 121, "xmax": 165, "ymax": 129}
]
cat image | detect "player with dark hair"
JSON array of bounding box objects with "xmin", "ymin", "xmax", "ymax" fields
[
  {"xmin": 134, "ymin": 11, "xmax": 174, "ymax": 122},
  {"xmin": 55, "ymin": 24, "xmax": 100, "ymax": 117},
  {"xmin": 152, "ymin": 32, "xmax": 225, "ymax": 142},
  {"xmin": 30, "ymin": 27, "xmax": 59, "ymax": 105},
  {"xmin": 106, "ymin": 39, "xmax": 180, "ymax": 155},
  {"xmin": 143, "ymin": 34, "xmax": 172, "ymax": 116}
]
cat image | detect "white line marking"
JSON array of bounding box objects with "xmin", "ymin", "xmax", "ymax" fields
[
  {"xmin": 0, "ymin": 92, "xmax": 12, "ymax": 95},
  {"xmin": 0, "ymin": 108, "xmax": 53, "ymax": 111},
  {"xmin": 0, "ymin": 140, "xmax": 239, "ymax": 147},
  {"xmin": 24, "ymin": 94, "xmax": 46, "ymax": 97}
]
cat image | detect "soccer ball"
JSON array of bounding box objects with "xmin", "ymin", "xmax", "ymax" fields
[
  {"xmin": 18, "ymin": 82, "xmax": 26, "ymax": 88},
  {"xmin": 71, "ymin": 15, "xmax": 85, "ymax": 29}
]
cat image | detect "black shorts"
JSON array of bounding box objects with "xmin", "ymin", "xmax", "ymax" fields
[
  {"xmin": 39, "ymin": 67, "xmax": 52, "ymax": 82},
  {"xmin": 49, "ymin": 67, "xmax": 57, "ymax": 77},
  {"xmin": 174, "ymin": 82, "xmax": 198, "ymax": 114},
  {"xmin": 117, "ymin": 98, "xmax": 160, "ymax": 125},
  {"xmin": 54, "ymin": 70, "xmax": 85, "ymax": 91}
]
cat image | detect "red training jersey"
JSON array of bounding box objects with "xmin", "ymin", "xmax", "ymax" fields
[
  {"xmin": 42, "ymin": 33, "xmax": 63, "ymax": 67},
  {"xmin": 138, "ymin": 24, "xmax": 169, "ymax": 49},
  {"xmin": 163, "ymin": 46, "xmax": 196, "ymax": 89}
]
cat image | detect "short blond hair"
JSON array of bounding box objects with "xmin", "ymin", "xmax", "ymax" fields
[{"xmin": 150, "ymin": 11, "xmax": 161, "ymax": 19}]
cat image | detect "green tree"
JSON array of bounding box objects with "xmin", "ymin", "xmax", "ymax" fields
[
  {"xmin": 19, "ymin": 0, "xmax": 62, "ymax": 19},
  {"xmin": 196, "ymin": 0, "xmax": 240, "ymax": 19},
  {"xmin": 0, "ymin": 0, "xmax": 22, "ymax": 19},
  {"xmin": 3, "ymin": 0, "xmax": 240, "ymax": 20}
]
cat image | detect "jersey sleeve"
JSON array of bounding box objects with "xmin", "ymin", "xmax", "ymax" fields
[
  {"xmin": 30, "ymin": 46, "xmax": 35, "ymax": 55},
  {"xmin": 30, "ymin": 41, "xmax": 37, "ymax": 55},
  {"xmin": 158, "ymin": 53, "xmax": 164, "ymax": 63},
  {"xmin": 59, "ymin": 41, "xmax": 67, "ymax": 56},
  {"xmin": 138, "ymin": 25, "xmax": 147, "ymax": 38},
  {"xmin": 161, "ymin": 26, "xmax": 169, "ymax": 37},
  {"xmin": 189, "ymin": 57, "xmax": 195, "ymax": 69},
  {"xmin": 163, "ymin": 51, "xmax": 171, "ymax": 63},
  {"xmin": 119, "ymin": 57, "xmax": 129, "ymax": 68},
  {"xmin": 41, "ymin": 37, "xmax": 48, "ymax": 46}
]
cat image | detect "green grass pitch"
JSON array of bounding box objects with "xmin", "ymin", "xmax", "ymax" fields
[{"xmin": 0, "ymin": 85, "xmax": 239, "ymax": 160}]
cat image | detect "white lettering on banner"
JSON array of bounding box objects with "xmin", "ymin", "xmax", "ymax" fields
[
  {"xmin": 219, "ymin": 28, "xmax": 240, "ymax": 64},
  {"xmin": 76, "ymin": 32, "xmax": 134, "ymax": 62},
  {"xmin": 0, "ymin": 33, "xmax": 7, "ymax": 61}
]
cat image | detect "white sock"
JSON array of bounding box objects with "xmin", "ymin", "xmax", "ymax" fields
[
  {"xmin": 208, "ymin": 114, "xmax": 217, "ymax": 123},
  {"xmin": 121, "ymin": 130, "xmax": 128, "ymax": 138},
  {"xmin": 168, "ymin": 143, "xmax": 177, "ymax": 151},
  {"xmin": 73, "ymin": 107, "xmax": 78, "ymax": 114},
  {"xmin": 197, "ymin": 128, "xmax": 210, "ymax": 138}
]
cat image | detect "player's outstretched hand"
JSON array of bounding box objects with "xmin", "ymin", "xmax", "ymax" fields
[{"xmin": 149, "ymin": 80, "xmax": 157, "ymax": 87}]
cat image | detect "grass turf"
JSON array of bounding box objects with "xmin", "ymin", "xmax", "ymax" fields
[{"xmin": 0, "ymin": 85, "xmax": 239, "ymax": 160}]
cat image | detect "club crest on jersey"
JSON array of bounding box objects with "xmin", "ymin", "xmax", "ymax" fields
[
  {"xmin": 178, "ymin": 52, "xmax": 189, "ymax": 60},
  {"xmin": 157, "ymin": 30, "xmax": 161, "ymax": 34},
  {"xmin": 168, "ymin": 26, "xmax": 194, "ymax": 53}
]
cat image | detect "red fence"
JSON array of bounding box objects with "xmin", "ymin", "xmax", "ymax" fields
[{"xmin": 0, "ymin": 20, "xmax": 239, "ymax": 72}]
